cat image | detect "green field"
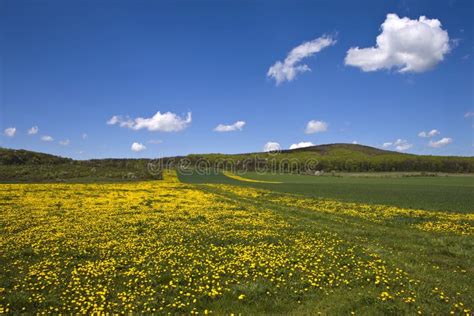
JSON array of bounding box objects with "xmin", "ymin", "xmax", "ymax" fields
[
  {"xmin": 1, "ymin": 171, "xmax": 473, "ymax": 314},
  {"xmin": 179, "ymin": 171, "xmax": 474, "ymax": 213},
  {"xmin": 1, "ymin": 147, "xmax": 474, "ymax": 314}
]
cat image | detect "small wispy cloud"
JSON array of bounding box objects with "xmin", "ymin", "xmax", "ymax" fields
[
  {"xmin": 418, "ymin": 129, "xmax": 440, "ymax": 138},
  {"xmin": 383, "ymin": 139, "xmax": 412, "ymax": 151},
  {"xmin": 305, "ymin": 120, "xmax": 328, "ymax": 134},
  {"xmin": 465, "ymin": 112, "xmax": 474, "ymax": 118},
  {"xmin": 28, "ymin": 126, "xmax": 39, "ymax": 135},
  {"xmin": 148, "ymin": 139, "xmax": 163, "ymax": 144},
  {"xmin": 4, "ymin": 127, "xmax": 16, "ymax": 137},
  {"xmin": 429, "ymin": 137, "xmax": 453, "ymax": 148},
  {"xmin": 108, "ymin": 111, "xmax": 192, "ymax": 132},
  {"xmin": 214, "ymin": 121, "xmax": 246, "ymax": 132},
  {"xmin": 59, "ymin": 139, "xmax": 70, "ymax": 146},
  {"xmin": 267, "ymin": 35, "xmax": 336, "ymax": 85},
  {"xmin": 289, "ymin": 141, "xmax": 314, "ymax": 149},
  {"xmin": 41, "ymin": 135, "xmax": 54, "ymax": 142},
  {"xmin": 394, "ymin": 139, "xmax": 413, "ymax": 151},
  {"xmin": 82, "ymin": 133, "xmax": 88, "ymax": 140}
]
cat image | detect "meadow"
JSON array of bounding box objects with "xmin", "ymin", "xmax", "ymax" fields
[
  {"xmin": 180, "ymin": 171, "xmax": 474, "ymax": 213},
  {"xmin": 0, "ymin": 170, "xmax": 472, "ymax": 314}
]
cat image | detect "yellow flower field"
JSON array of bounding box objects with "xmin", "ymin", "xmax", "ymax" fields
[
  {"xmin": 213, "ymin": 184, "xmax": 474, "ymax": 235},
  {"xmin": 0, "ymin": 171, "xmax": 472, "ymax": 314},
  {"xmin": 222, "ymin": 171, "xmax": 283, "ymax": 184}
]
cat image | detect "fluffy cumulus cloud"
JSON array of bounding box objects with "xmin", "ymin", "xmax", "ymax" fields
[
  {"xmin": 59, "ymin": 139, "xmax": 70, "ymax": 146},
  {"xmin": 382, "ymin": 142, "xmax": 393, "ymax": 148},
  {"xmin": 108, "ymin": 111, "xmax": 192, "ymax": 132},
  {"xmin": 41, "ymin": 135, "xmax": 54, "ymax": 142},
  {"xmin": 28, "ymin": 126, "xmax": 39, "ymax": 135},
  {"xmin": 305, "ymin": 120, "xmax": 328, "ymax": 134},
  {"xmin": 263, "ymin": 142, "xmax": 281, "ymax": 152},
  {"xmin": 4, "ymin": 127, "xmax": 16, "ymax": 137},
  {"xmin": 290, "ymin": 141, "xmax": 314, "ymax": 149},
  {"xmin": 345, "ymin": 13, "xmax": 451, "ymax": 73},
  {"xmin": 429, "ymin": 137, "xmax": 453, "ymax": 148},
  {"xmin": 214, "ymin": 121, "xmax": 246, "ymax": 132},
  {"xmin": 131, "ymin": 142, "xmax": 146, "ymax": 152},
  {"xmin": 267, "ymin": 35, "xmax": 336, "ymax": 85},
  {"xmin": 418, "ymin": 129, "xmax": 440, "ymax": 138}
]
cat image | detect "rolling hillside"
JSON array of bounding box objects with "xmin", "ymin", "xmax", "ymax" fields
[
  {"xmin": 1, "ymin": 144, "xmax": 473, "ymax": 182},
  {"xmin": 186, "ymin": 143, "xmax": 474, "ymax": 173},
  {"xmin": 0, "ymin": 148, "xmax": 72, "ymax": 165},
  {"xmin": 281, "ymin": 143, "xmax": 403, "ymax": 155},
  {"xmin": 0, "ymin": 148, "xmax": 159, "ymax": 182}
]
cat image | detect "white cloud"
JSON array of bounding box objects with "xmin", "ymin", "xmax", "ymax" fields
[
  {"xmin": 59, "ymin": 139, "xmax": 70, "ymax": 146},
  {"xmin": 305, "ymin": 120, "xmax": 328, "ymax": 134},
  {"xmin": 418, "ymin": 132, "xmax": 427, "ymax": 138},
  {"xmin": 345, "ymin": 13, "xmax": 451, "ymax": 73},
  {"xmin": 465, "ymin": 112, "xmax": 474, "ymax": 118},
  {"xmin": 28, "ymin": 126, "xmax": 39, "ymax": 135},
  {"xmin": 107, "ymin": 116, "xmax": 121, "ymax": 125},
  {"xmin": 429, "ymin": 137, "xmax": 453, "ymax": 148},
  {"xmin": 82, "ymin": 133, "xmax": 88, "ymax": 139},
  {"xmin": 394, "ymin": 139, "xmax": 413, "ymax": 151},
  {"xmin": 4, "ymin": 127, "xmax": 16, "ymax": 137},
  {"xmin": 352, "ymin": 140, "xmax": 358, "ymax": 144},
  {"xmin": 263, "ymin": 142, "xmax": 281, "ymax": 152},
  {"xmin": 107, "ymin": 111, "xmax": 192, "ymax": 132},
  {"xmin": 267, "ymin": 35, "xmax": 336, "ymax": 85},
  {"xmin": 41, "ymin": 135, "xmax": 54, "ymax": 142},
  {"xmin": 383, "ymin": 139, "xmax": 413, "ymax": 151},
  {"xmin": 131, "ymin": 142, "xmax": 146, "ymax": 152},
  {"xmin": 214, "ymin": 121, "xmax": 246, "ymax": 132},
  {"xmin": 418, "ymin": 129, "xmax": 440, "ymax": 138},
  {"xmin": 290, "ymin": 141, "xmax": 314, "ymax": 149}
]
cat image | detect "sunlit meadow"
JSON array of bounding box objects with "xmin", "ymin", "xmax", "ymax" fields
[{"xmin": 0, "ymin": 171, "xmax": 472, "ymax": 314}]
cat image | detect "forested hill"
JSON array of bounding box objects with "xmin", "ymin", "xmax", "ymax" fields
[
  {"xmin": 186, "ymin": 143, "xmax": 474, "ymax": 173},
  {"xmin": 0, "ymin": 148, "xmax": 157, "ymax": 182},
  {"xmin": 1, "ymin": 144, "xmax": 473, "ymax": 182},
  {"xmin": 0, "ymin": 148, "xmax": 71, "ymax": 165}
]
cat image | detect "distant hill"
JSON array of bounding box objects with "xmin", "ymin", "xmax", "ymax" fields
[
  {"xmin": 0, "ymin": 144, "xmax": 473, "ymax": 182},
  {"xmin": 188, "ymin": 143, "xmax": 411, "ymax": 158},
  {"xmin": 281, "ymin": 143, "xmax": 405, "ymax": 155},
  {"xmin": 0, "ymin": 147, "xmax": 158, "ymax": 182},
  {"xmin": 186, "ymin": 143, "xmax": 474, "ymax": 173},
  {"xmin": 0, "ymin": 148, "xmax": 71, "ymax": 165}
]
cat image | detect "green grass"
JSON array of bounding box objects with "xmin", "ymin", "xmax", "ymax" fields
[
  {"xmin": 198, "ymin": 184, "xmax": 473, "ymax": 314},
  {"xmin": 178, "ymin": 171, "xmax": 474, "ymax": 213},
  {"xmin": 1, "ymin": 172, "xmax": 472, "ymax": 314}
]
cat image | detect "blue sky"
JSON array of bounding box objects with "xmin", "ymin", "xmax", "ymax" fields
[{"xmin": 1, "ymin": 0, "xmax": 473, "ymax": 159}]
